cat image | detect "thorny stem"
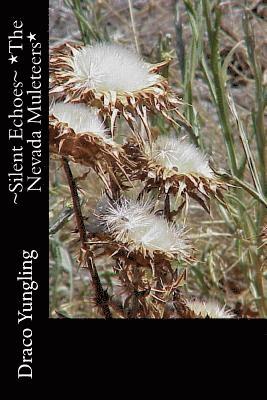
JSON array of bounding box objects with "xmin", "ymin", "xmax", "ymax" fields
[
  {"xmin": 62, "ymin": 157, "xmax": 112, "ymax": 319},
  {"xmin": 164, "ymin": 192, "xmax": 171, "ymax": 221},
  {"xmin": 130, "ymin": 269, "xmax": 140, "ymax": 318}
]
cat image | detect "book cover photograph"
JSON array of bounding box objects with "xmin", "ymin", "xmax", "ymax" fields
[{"xmin": 7, "ymin": 0, "xmax": 267, "ymax": 381}]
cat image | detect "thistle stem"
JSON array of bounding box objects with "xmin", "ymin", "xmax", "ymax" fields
[{"xmin": 62, "ymin": 157, "xmax": 112, "ymax": 319}]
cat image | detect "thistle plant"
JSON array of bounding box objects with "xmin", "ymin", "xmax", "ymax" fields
[{"xmin": 49, "ymin": 0, "xmax": 266, "ymax": 319}]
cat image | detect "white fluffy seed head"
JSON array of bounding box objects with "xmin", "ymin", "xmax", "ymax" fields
[
  {"xmin": 70, "ymin": 43, "xmax": 158, "ymax": 93},
  {"xmin": 102, "ymin": 197, "xmax": 153, "ymax": 243},
  {"xmin": 101, "ymin": 197, "xmax": 190, "ymax": 256},
  {"xmin": 50, "ymin": 102, "xmax": 107, "ymax": 137},
  {"xmin": 146, "ymin": 136, "xmax": 213, "ymax": 178},
  {"xmin": 185, "ymin": 299, "xmax": 235, "ymax": 319}
]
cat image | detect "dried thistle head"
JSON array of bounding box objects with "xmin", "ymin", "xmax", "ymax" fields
[
  {"xmin": 49, "ymin": 102, "xmax": 132, "ymax": 189},
  {"xmin": 96, "ymin": 196, "xmax": 192, "ymax": 261},
  {"xmin": 185, "ymin": 298, "xmax": 235, "ymax": 319},
  {"xmin": 147, "ymin": 136, "xmax": 213, "ymax": 178},
  {"xmin": 86, "ymin": 196, "xmax": 194, "ymax": 319},
  {"xmin": 70, "ymin": 43, "xmax": 159, "ymax": 93},
  {"xmin": 124, "ymin": 135, "xmax": 227, "ymax": 213},
  {"xmin": 50, "ymin": 102, "xmax": 108, "ymax": 138},
  {"xmin": 49, "ymin": 42, "xmax": 187, "ymax": 136}
]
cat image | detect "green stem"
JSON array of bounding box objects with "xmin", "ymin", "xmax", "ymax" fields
[{"xmin": 203, "ymin": 0, "xmax": 238, "ymax": 175}]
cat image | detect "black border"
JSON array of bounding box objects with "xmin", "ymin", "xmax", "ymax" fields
[{"xmin": 7, "ymin": 0, "xmax": 49, "ymax": 382}]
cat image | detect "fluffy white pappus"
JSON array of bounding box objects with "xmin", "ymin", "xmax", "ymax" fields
[
  {"xmin": 103, "ymin": 197, "xmax": 153, "ymax": 242},
  {"xmin": 101, "ymin": 197, "xmax": 190, "ymax": 256},
  {"xmin": 185, "ymin": 299, "xmax": 235, "ymax": 319},
  {"xmin": 71, "ymin": 43, "xmax": 158, "ymax": 93},
  {"xmin": 50, "ymin": 102, "xmax": 108, "ymax": 137},
  {"xmin": 147, "ymin": 136, "xmax": 213, "ymax": 178}
]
